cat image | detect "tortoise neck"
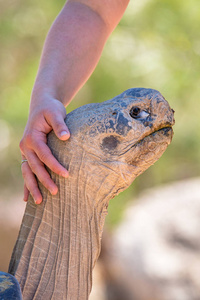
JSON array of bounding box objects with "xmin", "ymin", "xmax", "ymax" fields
[{"xmin": 9, "ymin": 155, "xmax": 111, "ymax": 299}]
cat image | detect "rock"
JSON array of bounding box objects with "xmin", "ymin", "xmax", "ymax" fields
[
  {"xmin": 0, "ymin": 271, "xmax": 22, "ymax": 299},
  {"xmin": 112, "ymin": 178, "xmax": 200, "ymax": 300}
]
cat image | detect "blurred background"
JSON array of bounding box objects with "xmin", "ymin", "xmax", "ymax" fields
[{"xmin": 0, "ymin": 0, "xmax": 200, "ymax": 299}]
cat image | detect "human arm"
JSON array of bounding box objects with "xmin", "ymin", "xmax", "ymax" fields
[{"xmin": 20, "ymin": 0, "xmax": 130, "ymax": 204}]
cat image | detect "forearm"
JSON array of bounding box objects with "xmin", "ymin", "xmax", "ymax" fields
[
  {"xmin": 21, "ymin": 0, "xmax": 129, "ymax": 203},
  {"xmin": 31, "ymin": 0, "xmax": 129, "ymax": 108}
]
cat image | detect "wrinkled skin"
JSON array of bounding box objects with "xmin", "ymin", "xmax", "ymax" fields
[{"xmin": 9, "ymin": 88, "xmax": 174, "ymax": 300}]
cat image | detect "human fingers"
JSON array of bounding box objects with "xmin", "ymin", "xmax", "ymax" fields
[
  {"xmin": 21, "ymin": 159, "xmax": 42, "ymax": 204},
  {"xmin": 45, "ymin": 108, "xmax": 70, "ymax": 141},
  {"xmin": 23, "ymin": 184, "xmax": 29, "ymax": 202},
  {"xmin": 24, "ymin": 150, "xmax": 59, "ymax": 196},
  {"xmin": 33, "ymin": 139, "xmax": 69, "ymax": 178},
  {"xmin": 20, "ymin": 99, "xmax": 69, "ymax": 201}
]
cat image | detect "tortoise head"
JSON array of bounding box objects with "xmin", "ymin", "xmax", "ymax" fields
[{"xmin": 48, "ymin": 88, "xmax": 175, "ymax": 194}]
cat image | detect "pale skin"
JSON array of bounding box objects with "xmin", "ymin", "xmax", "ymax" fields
[{"xmin": 20, "ymin": 0, "xmax": 130, "ymax": 204}]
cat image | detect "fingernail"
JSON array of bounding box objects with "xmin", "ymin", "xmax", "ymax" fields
[
  {"xmin": 50, "ymin": 187, "xmax": 58, "ymax": 195},
  {"xmin": 61, "ymin": 171, "xmax": 68, "ymax": 178},
  {"xmin": 34, "ymin": 197, "xmax": 42, "ymax": 205},
  {"xmin": 60, "ymin": 130, "xmax": 69, "ymax": 137}
]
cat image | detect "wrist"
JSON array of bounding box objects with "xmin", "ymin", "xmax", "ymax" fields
[
  {"xmin": 28, "ymin": 95, "xmax": 67, "ymax": 127},
  {"xmin": 30, "ymin": 81, "xmax": 66, "ymax": 111}
]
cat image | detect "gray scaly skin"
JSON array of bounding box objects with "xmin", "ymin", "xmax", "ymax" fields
[{"xmin": 9, "ymin": 88, "xmax": 175, "ymax": 300}]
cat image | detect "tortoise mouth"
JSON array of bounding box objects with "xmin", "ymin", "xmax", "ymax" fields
[
  {"xmin": 125, "ymin": 126, "xmax": 174, "ymax": 166},
  {"xmin": 151, "ymin": 125, "xmax": 173, "ymax": 138},
  {"xmin": 135, "ymin": 126, "xmax": 173, "ymax": 147},
  {"xmin": 120, "ymin": 125, "xmax": 173, "ymax": 157}
]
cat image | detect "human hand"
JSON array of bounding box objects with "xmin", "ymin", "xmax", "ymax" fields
[{"xmin": 20, "ymin": 97, "xmax": 70, "ymax": 204}]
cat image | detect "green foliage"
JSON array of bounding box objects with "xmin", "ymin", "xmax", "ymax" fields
[{"xmin": 0, "ymin": 0, "xmax": 199, "ymax": 226}]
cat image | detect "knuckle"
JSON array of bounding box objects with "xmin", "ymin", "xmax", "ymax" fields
[
  {"xmin": 19, "ymin": 139, "xmax": 24, "ymax": 151},
  {"xmin": 45, "ymin": 107, "xmax": 66, "ymax": 132},
  {"xmin": 25, "ymin": 132, "xmax": 34, "ymax": 145},
  {"xmin": 30, "ymin": 186, "xmax": 40, "ymax": 197},
  {"xmin": 36, "ymin": 145, "xmax": 52, "ymax": 164},
  {"xmin": 45, "ymin": 108, "xmax": 55, "ymax": 119},
  {"xmin": 20, "ymin": 132, "xmax": 34, "ymax": 148},
  {"xmin": 52, "ymin": 117, "xmax": 66, "ymax": 132},
  {"xmin": 31, "ymin": 163, "xmax": 38, "ymax": 174},
  {"xmin": 21, "ymin": 167, "xmax": 27, "ymax": 178},
  {"xmin": 54, "ymin": 120, "xmax": 65, "ymax": 130},
  {"xmin": 38, "ymin": 151, "xmax": 49, "ymax": 163}
]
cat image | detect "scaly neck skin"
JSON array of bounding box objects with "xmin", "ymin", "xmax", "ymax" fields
[{"xmin": 9, "ymin": 147, "xmax": 124, "ymax": 300}]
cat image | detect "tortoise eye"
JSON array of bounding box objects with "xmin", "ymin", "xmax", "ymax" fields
[{"xmin": 130, "ymin": 107, "xmax": 141, "ymax": 118}]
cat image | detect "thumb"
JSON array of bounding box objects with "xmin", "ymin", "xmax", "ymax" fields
[{"xmin": 50, "ymin": 113, "xmax": 70, "ymax": 141}]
